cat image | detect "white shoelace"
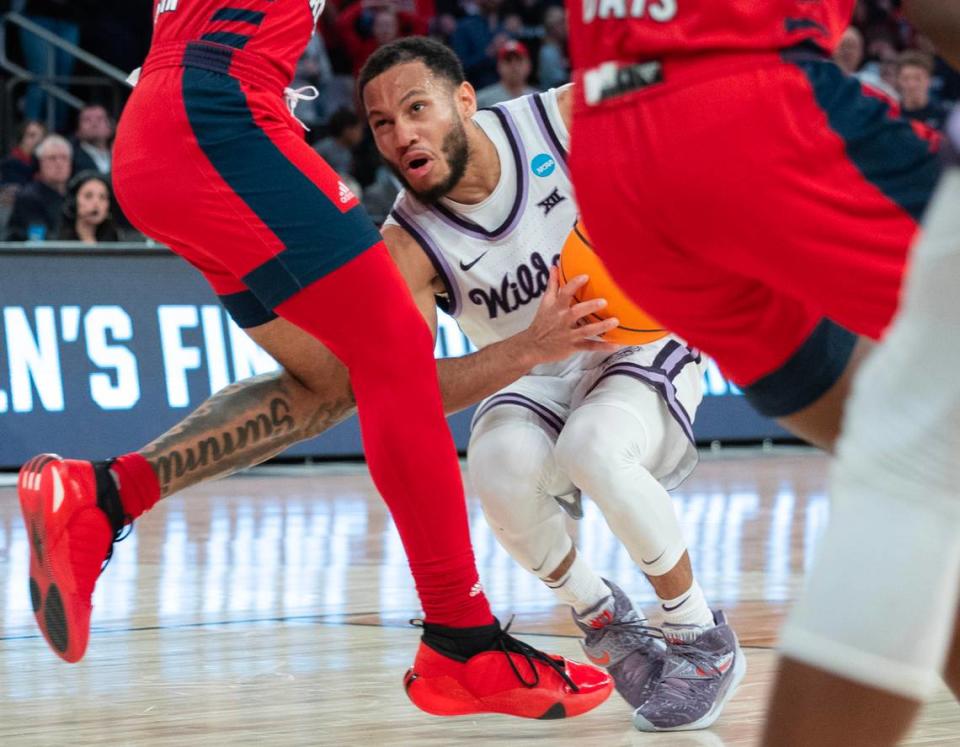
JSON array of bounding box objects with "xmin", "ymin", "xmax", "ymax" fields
[{"xmin": 284, "ymin": 85, "xmax": 320, "ymax": 130}]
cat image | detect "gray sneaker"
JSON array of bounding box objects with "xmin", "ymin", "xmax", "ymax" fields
[
  {"xmin": 633, "ymin": 610, "xmax": 746, "ymax": 732},
  {"xmin": 573, "ymin": 579, "xmax": 667, "ymax": 708}
]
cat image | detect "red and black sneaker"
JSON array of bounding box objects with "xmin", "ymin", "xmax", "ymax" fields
[
  {"xmin": 404, "ymin": 620, "xmax": 614, "ymax": 719},
  {"xmin": 18, "ymin": 455, "xmax": 124, "ymax": 662}
]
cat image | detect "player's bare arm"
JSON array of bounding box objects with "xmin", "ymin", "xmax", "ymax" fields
[{"xmin": 383, "ymin": 223, "xmax": 620, "ymax": 413}]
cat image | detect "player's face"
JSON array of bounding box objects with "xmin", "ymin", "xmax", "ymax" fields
[{"xmin": 364, "ymin": 61, "xmax": 475, "ymax": 204}]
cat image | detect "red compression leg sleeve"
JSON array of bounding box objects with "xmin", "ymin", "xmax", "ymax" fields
[{"xmin": 275, "ymin": 244, "xmax": 494, "ymax": 627}]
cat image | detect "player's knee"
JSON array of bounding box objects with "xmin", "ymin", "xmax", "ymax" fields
[
  {"xmin": 467, "ymin": 422, "xmax": 554, "ymax": 513},
  {"xmin": 555, "ymin": 406, "xmax": 650, "ymax": 492}
]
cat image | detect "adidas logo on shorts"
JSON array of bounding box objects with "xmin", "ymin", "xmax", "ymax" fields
[{"xmin": 338, "ymin": 181, "xmax": 355, "ymax": 204}]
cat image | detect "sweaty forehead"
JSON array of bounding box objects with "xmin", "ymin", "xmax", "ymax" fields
[{"xmin": 363, "ymin": 62, "xmax": 451, "ymax": 113}]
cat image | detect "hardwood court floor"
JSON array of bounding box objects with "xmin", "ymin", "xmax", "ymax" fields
[{"xmin": 0, "ymin": 449, "xmax": 957, "ymax": 745}]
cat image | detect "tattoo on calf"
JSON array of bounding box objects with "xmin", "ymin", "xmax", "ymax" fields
[{"xmin": 140, "ymin": 372, "xmax": 356, "ymax": 492}]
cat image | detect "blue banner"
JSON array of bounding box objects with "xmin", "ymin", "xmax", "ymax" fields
[{"xmin": 0, "ymin": 246, "xmax": 787, "ymax": 468}]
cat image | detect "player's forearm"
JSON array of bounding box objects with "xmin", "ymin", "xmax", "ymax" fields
[
  {"xmin": 437, "ymin": 333, "xmax": 543, "ymax": 414},
  {"xmin": 903, "ymin": 1, "xmax": 960, "ymax": 70},
  {"xmin": 139, "ymin": 370, "xmax": 356, "ymax": 497}
]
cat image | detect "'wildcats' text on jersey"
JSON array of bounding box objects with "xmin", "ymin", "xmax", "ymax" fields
[
  {"xmin": 570, "ymin": 0, "xmax": 855, "ymax": 70},
  {"xmin": 149, "ymin": 0, "xmax": 326, "ymax": 85},
  {"xmin": 384, "ymin": 88, "xmax": 606, "ymax": 377}
]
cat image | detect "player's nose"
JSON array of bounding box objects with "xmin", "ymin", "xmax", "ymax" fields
[{"xmin": 393, "ymin": 118, "xmax": 419, "ymax": 149}]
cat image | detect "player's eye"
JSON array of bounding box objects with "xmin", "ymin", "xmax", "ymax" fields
[{"xmin": 411, "ymin": 102, "xmax": 426, "ymax": 114}]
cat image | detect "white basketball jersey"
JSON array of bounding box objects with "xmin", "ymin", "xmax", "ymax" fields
[{"xmin": 384, "ymin": 88, "xmax": 602, "ymax": 376}]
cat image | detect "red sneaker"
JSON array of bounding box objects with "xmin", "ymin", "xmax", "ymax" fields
[
  {"xmin": 18, "ymin": 455, "xmax": 115, "ymax": 663},
  {"xmin": 404, "ymin": 628, "xmax": 614, "ymax": 719}
]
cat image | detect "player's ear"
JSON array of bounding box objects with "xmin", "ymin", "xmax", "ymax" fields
[{"xmin": 457, "ymin": 81, "xmax": 477, "ymax": 118}]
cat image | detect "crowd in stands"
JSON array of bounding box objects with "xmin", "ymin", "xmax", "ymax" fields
[{"xmin": 0, "ymin": 0, "xmax": 954, "ymax": 243}]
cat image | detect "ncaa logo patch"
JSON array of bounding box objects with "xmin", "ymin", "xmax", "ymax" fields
[{"xmin": 531, "ymin": 153, "xmax": 556, "ymax": 178}]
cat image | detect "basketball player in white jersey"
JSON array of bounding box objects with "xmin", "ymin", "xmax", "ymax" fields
[{"xmin": 359, "ymin": 37, "xmax": 744, "ymax": 731}]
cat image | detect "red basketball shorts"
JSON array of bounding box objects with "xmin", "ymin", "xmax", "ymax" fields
[
  {"xmin": 113, "ymin": 43, "xmax": 381, "ymax": 328},
  {"xmin": 571, "ymin": 48, "xmax": 941, "ymax": 416}
]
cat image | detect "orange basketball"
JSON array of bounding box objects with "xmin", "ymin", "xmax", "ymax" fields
[{"xmin": 558, "ymin": 221, "xmax": 668, "ymax": 346}]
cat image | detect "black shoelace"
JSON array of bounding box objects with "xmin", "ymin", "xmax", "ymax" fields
[
  {"xmin": 593, "ymin": 617, "xmax": 665, "ymax": 641},
  {"xmin": 494, "ymin": 619, "xmax": 580, "ymax": 692},
  {"xmin": 412, "ymin": 617, "xmax": 580, "ymax": 692}
]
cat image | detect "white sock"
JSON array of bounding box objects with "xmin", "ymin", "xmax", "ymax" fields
[
  {"xmin": 658, "ymin": 580, "xmax": 713, "ymax": 628},
  {"xmin": 545, "ymin": 552, "xmax": 613, "ymax": 618}
]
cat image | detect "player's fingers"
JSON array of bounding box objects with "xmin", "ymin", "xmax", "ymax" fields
[
  {"xmin": 557, "ymin": 273, "xmax": 589, "ymax": 303},
  {"xmin": 545, "ymin": 265, "xmax": 559, "ymax": 297},
  {"xmin": 576, "ymin": 317, "xmax": 619, "ymax": 338},
  {"xmin": 569, "ymin": 298, "xmax": 607, "ymax": 321}
]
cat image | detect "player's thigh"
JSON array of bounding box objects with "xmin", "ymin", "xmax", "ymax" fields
[
  {"xmin": 469, "ymin": 377, "xmax": 576, "ymax": 498},
  {"xmin": 572, "ymin": 96, "xmax": 860, "ymax": 421},
  {"xmin": 116, "ymin": 68, "xmax": 383, "ymax": 314},
  {"xmin": 569, "ymin": 169, "xmax": 829, "ymax": 411},
  {"xmin": 568, "ymin": 346, "xmax": 701, "ymax": 488},
  {"xmin": 647, "ymin": 57, "xmax": 936, "ymax": 340}
]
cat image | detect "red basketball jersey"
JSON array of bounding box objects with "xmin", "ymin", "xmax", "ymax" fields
[
  {"xmin": 150, "ymin": 0, "xmax": 323, "ymax": 82},
  {"xmin": 568, "ymin": 0, "xmax": 855, "ymax": 69}
]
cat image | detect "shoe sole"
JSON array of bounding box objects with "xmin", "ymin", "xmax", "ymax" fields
[
  {"xmin": 18, "ymin": 454, "xmax": 81, "ymax": 663},
  {"xmin": 632, "ymin": 646, "xmax": 748, "ymax": 732},
  {"xmin": 404, "ymin": 668, "xmax": 611, "ymax": 719}
]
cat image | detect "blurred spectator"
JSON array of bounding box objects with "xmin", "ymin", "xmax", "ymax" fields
[
  {"xmin": 859, "ymin": 31, "xmax": 901, "ymax": 99},
  {"xmin": 337, "ymin": 0, "xmax": 427, "ymax": 76},
  {"xmin": 897, "ymin": 51, "xmax": 949, "ymax": 130},
  {"xmin": 363, "ymin": 166, "xmax": 403, "ymax": 225},
  {"xmin": 71, "ymin": 104, "xmax": 114, "ymax": 176},
  {"xmin": 314, "ymin": 107, "xmax": 364, "ymax": 177},
  {"xmin": 834, "ymin": 26, "xmax": 865, "ymax": 75},
  {"xmin": 914, "ymin": 34, "xmax": 960, "ymax": 105},
  {"xmin": 1, "ymin": 120, "xmax": 46, "ymax": 186},
  {"xmin": 476, "ymin": 40, "xmax": 537, "ymax": 107},
  {"xmin": 19, "ymin": 0, "xmax": 90, "ymax": 130},
  {"xmin": 289, "ymin": 34, "xmax": 346, "ymax": 129},
  {"xmin": 452, "ymin": 0, "xmax": 509, "ymax": 88},
  {"xmin": 58, "ymin": 171, "xmax": 119, "ymax": 243},
  {"xmin": 7, "ymin": 134, "xmax": 71, "ymax": 241},
  {"xmin": 538, "ymin": 6, "xmax": 569, "ymax": 89}
]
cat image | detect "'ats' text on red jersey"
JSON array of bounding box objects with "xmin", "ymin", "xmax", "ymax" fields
[
  {"xmin": 149, "ymin": 0, "xmax": 324, "ymax": 84},
  {"xmin": 569, "ymin": 0, "xmax": 855, "ymax": 70}
]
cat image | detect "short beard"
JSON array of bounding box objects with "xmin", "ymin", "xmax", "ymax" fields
[{"xmin": 390, "ymin": 119, "xmax": 470, "ymax": 205}]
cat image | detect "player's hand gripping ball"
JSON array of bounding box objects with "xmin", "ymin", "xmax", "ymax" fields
[{"xmin": 558, "ymin": 221, "xmax": 668, "ymax": 346}]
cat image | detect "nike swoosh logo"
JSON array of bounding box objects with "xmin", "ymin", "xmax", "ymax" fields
[
  {"xmin": 641, "ymin": 548, "xmax": 666, "ymax": 566},
  {"xmin": 459, "ymin": 251, "xmax": 490, "ymax": 271},
  {"xmin": 586, "ymin": 650, "xmax": 611, "ymax": 666},
  {"xmin": 696, "ymin": 653, "xmax": 735, "ymax": 677},
  {"xmin": 51, "ymin": 466, "xmax": 65, "ymax": 513},
  {"xmin": 662, "ymin": 595, "xmax": 690, "ymax": 612}
]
